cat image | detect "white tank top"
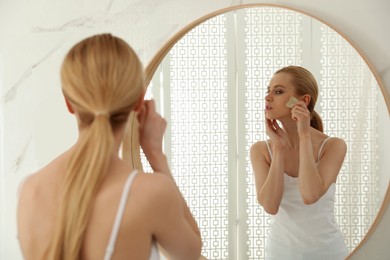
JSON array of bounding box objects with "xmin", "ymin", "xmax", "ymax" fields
[
  {"xmin": 264, "ymin": 137, "xmax": 349, "ymax": 259},
  {"xmin": 17, "ymin": 171, "xmax": 160, "ymax": 260},
  {"xmin": 104, "ymin": 170, "xmax": 160, "ymax": 260}
]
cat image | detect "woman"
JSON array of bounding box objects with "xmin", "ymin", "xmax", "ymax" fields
[
  {"xmin": 250, "ymin": 66, "xmax": 349, "ymax": 259},
  {"xmin": 17, "ymin": 34, "xmax": 202, "ymax": 260}
]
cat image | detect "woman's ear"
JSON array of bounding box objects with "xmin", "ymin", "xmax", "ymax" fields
[
  {"xmin": 301, "ymin": 94, "xmax": 311, "ymax": 107},
  {"xmin": 64, "ymin": 97, "xmax": 75, "ymax": 114}
]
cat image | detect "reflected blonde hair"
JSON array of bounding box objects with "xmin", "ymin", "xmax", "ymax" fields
[
  {"xmin": 45, "ymin": 34, "xmax": 144, "ymax": 259},
  {"xmin": 275, "ymin": 66, "xmax": 323, "ymax": 132}
]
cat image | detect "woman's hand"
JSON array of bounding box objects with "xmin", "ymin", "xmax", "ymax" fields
[
  {"xmin": 265, "ymin": 117, "xmax": 288, "ymax": 149},
  {"xmin": 291, "ymin": 101, "xmax": 311, "ymax": 136},
  {"xmin": 137, "ymin": 99, "xmax": 167, "ymax": 162}
]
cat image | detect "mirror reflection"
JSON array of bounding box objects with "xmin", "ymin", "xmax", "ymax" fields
[{"xmin": 138, "ymin": 6, "xmax": 389, "ymax": 260}]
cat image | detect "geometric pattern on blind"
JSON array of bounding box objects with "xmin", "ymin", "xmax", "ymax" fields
[
  {"xmin": 319, "ymin": 24, "xmax": 380, "ymax": 249},
  {"xmin": 168, "ymin": 13, "xmax": 229, "ymax": 259},
  {"xmin": 143, "ymin": 6, "xmax": 381, "ymax": 260}
]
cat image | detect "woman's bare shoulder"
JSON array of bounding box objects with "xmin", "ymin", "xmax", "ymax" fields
[
  {"xmin": 318, "ymin": 136, "xmax": 347, "ymax": 162},
  {"xmin": 133, "ymin": 172, "xmax": 177, "ymax": 195},
  {"xmin": 250, "ymin": 140, "xmax": 268, "ymax": 152},
  {"xmin": 130, "ymin": 172, "xmax": 179, "ymax": 204},
  {"xmin": 329, "ymin": 137, "xmax": 347, "ymax": 153},
  {"xmin": 328, "ymin": 136, "xmax": 346, "ymax": 145},
  {"xmin": 322, "ymin": 136, "xmax": 347, "ymax": 151},
  {"xmin": 129, "ymin": 173, "xmax": 181, "ymax": 222},
  {"xmin": 18, "ymin": 153, "xmax": 68, "ymax": 201},
  {"xmin": 250, "ymin": 140, "xmax": 271, "ymax": 161}
]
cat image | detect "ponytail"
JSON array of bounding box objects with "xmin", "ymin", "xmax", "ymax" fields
[
  {"xmin": 45, "ymin": 115, "xmax": 114, "ymax": 259},
  {"xmin": 45, "ymin": 34, "xmax": 144, "ymax": 259},
  {"xmin": 310, "ymin": 110, "xmax": 323, "ymax": 132}
]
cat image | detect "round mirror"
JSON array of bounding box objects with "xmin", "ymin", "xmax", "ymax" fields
[{"xmin": 124, "ymin": 4, "xmax": 390, "ymax": 260}]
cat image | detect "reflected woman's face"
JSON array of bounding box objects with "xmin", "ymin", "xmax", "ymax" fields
[{"xmin": 265, "ymin": 72, "xmax": 297, "ymax": 120}]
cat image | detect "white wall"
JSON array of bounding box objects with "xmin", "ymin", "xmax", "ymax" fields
[{"xmin": 0, "ymin": 0, "xmax": 389, "ymax": 259}]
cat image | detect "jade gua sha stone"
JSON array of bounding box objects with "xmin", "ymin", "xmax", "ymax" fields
[{"xmin": 286, "ymin": 96, "xmax": 299, "ymax": 108}]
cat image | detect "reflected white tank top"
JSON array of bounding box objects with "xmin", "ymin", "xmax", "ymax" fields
[{"xmin": 264, "ymin": 138, "xmax": 349, "ymax": 260}]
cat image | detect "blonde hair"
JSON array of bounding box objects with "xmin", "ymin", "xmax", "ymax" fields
[
  {"xmin": 275, "ymin": 66, "xmax": 323, "ymax": 132},
  {"xmin": 45, "ymin": 34, "xmax": 144, "ymax": 259}
]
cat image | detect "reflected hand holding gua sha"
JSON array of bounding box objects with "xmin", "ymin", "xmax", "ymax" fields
[{"xmin": 286, "ymin": 96, "xmax": 299, "ymax": 108}]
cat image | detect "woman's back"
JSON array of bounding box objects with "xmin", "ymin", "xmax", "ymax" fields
[
  {"xmin": 17, "ymin": 34, "xmax": 201, "ymax": 260},
  {"xmin": 18, "ymin": 150, "xmax": 178, "ymax": 259}
]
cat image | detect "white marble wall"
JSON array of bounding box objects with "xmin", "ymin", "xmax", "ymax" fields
[{"xmin": 0, "ymin": 0, "xmax": 389, "ymax": 259}]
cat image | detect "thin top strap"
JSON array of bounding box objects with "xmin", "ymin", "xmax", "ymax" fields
[
  {"xmin": 265, "ymin": 137, "xmax": 332, "ymax": 163},
  {"xmin": 265, "ymin": 140, "xmax": 273, "ymax": 159},
  {"xmin": 317, "ymin": 137, "xmax": 332, "ymax": 163},
  {"xmin": 104, "ymin": 170, "xmax": 138, "ymax": 260}
]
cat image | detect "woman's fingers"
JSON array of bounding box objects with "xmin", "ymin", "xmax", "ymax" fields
[
  {"xmin": 144, "ymin": 99, "xmax": 156, "ymax": 114},
  {"xmin": 138, "ymin": 99, "xmax": 157, "ymax": 125},
  {"xmin": 291, "ymin": 101, "xmax": 310, "ymax": 121},
  {"xmin": 266, "ymin": 119, "xmax": 276, "ymax": 132},
  {"xmin": 265, "ymin": 119, "xmax": 275, "ymax": 136},
  {"xmin": 266, "ymin": 119, "xmax": 284, "ymax": 139},
  {"xmin": 138, "ymin": 99, "xmax": 167, "ymax": 150},
  {"xmin": 272, "ymin": 119, "xmax": 281, "ymax": 130}
]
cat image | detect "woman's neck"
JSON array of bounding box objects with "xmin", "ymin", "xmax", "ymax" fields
[{"xmin": 279, "ymin": 119, "xmax": 302, "ymax": 149}]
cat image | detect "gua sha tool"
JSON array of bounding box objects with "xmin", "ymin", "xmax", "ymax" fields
[{"xmin": 286, "ymin": 96, "xmax": 299, "ymax": 108}]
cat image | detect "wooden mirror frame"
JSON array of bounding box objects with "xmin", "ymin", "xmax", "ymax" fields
[{"xmin": 122, "ymin": 4, "xmax": 390, "ymax": 258}]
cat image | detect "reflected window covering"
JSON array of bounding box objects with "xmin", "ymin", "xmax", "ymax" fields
[
  {"xmin": 143, "ymin": 7, "xmax": 380, "ymax": 260},
  {"xmin": 319, "ymin": 25, "xmax": 380, "ymax": 247}
]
